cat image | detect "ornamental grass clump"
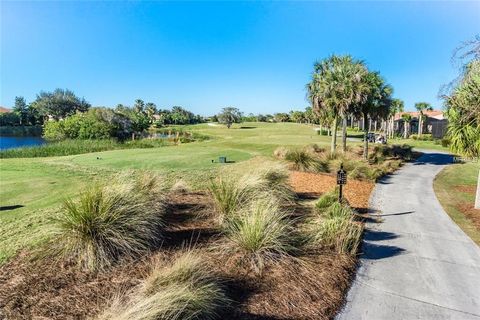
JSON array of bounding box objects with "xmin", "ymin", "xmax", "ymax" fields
[
  {"xmin": 221, "ymin": 199, "xmax": 297, "ymax": 274},
  {"xmin": 285, "ymin": 149, "xmax": 316, "ymax": 171},
  {"xmin": 98, "ymin": 252, "xmax": 229, "ymax": 320},
  {"xmin": 314, "ymin": 190, "xmax": 338, "ymax": 211},
  {"xmin": 50, "ymin": 173, "xmax": 166, "ymax": 271},
  {"xmin": 209, "ymin": 163, "xmax": 296, "ymax": 220},
  {"xmin": 307, "ymin": 216, "xmax": 363, "ymax": 255},
  {"xmin": 253, "ymin": 163, "xmax": 296, "ymax": 205},
  {"xmin": 208, "ymin": 175, "xmax": 254, "ymax": 219}
]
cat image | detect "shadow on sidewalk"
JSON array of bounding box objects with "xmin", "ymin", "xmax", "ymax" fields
[{"xmin": 414, "ymin": 153, "xmax": 453, "ymax": 166}]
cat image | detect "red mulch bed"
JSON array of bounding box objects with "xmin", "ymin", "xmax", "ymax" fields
[
  {"xmin": 0, "ymin": 191, "xmax": 357, "ymax": 320},
  {"xmin": 290, "ymin": 171, "xmax": 374, "ymax": 211}
]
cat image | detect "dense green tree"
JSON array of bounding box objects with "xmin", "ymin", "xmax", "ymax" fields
[
  {"xmin": 32, "ymin": 88, "xmax": 90, "ymax": 120},
  {"xmin": 13, "ymin": 96, "xmax": 28, "ymax": 125},
  {"xmin": 444, "ymin": 60, "xmax": 480, "ymax": 157},
  {"xmin": 274, "ymin": 113, "xmax": 290, "ymax": 122},
  {"xmin": 217, "ymin": 107, "xmax": 242, "ymax": 128},
  {"xmin": 289, "ymin": 110, "xmax": 305, "ymax": 123}
]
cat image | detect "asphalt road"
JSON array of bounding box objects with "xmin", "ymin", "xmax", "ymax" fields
[{"xmin": 337, "ymin": 151, "xmax": 480, "ymax": 320}]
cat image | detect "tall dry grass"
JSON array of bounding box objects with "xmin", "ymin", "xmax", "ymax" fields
[
  {"xmin": 98, "ymin": 251, "xmax": 229, "ymax": 320},
  {"xmin": 220, "ymin": 199, "xmax": 297, "ymax": 274},
  {"xmin": 49, "ymin": 172, "xmax": 166, "ymax": 271}
]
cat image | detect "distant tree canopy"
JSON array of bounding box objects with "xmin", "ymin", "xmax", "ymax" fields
[
  {"xmin": 155, "ymin": 106, "xmax": 203, "ymax": 126},
  {"xmin": 43, "ymin": 108, "xmax": 133, "ymax": 140},
  {"xmin": 217, "ymin": 107, "xmax": 243, "ymax": 128},
  {"xmin": 32, "ymin": 88, "xmax": 91, "ymax": 120}
]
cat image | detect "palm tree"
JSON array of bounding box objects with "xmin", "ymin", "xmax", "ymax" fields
[
  {"xmin": 353, "ymin": 71, "xmax": 393, "ymax": 159},
  {"xmin": 145, "ymin": 102, "xmax": 157, "ymax": 124},
  {"xmin": 401, "ymin": 113, "xmax": 412, "ymax": 139},
  {"xmin": 307, "ymin": 55, "xmax": 368, "ymax": 153},
  {"xmin": 389, "ymin": 99, "xmax": 404, "ymax": 138},
  {"xmin": 414, "ymin": 102, "xmax": 433, "ymax": 136}
]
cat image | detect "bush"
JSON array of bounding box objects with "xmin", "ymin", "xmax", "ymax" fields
[
  {"xmin": 99, "ymin": 252, "xmax": 229, "ymax": 320},
  {"xmin": 441, "ymin": 137, "xmax": 451, "ymax": 147},
  {"xmin": 221, "ymin": 199, "xmax": 296, "ymax": 274},
  {"xmin": 284, "ymin": 149, "xmax": 328, "ymax": 172},
  {"xmin": 252, "ymin": 164, "xmax": 296, "ymax": 205},
  {"xmin": 304, "ymin": 143, "xmax": 325, "ymax": 154},
  {"xmin": 322, "ymin": 202, "xmax": 356, "ymax": 219},
  {"xmin": 44, "ymin": 110, "xmax": 115, "ymax": 140},
  {"xmin": 49, "ymin": 173, "xmax": 166, "ymax": 271},
  {"xmin": 273, "ymin": 146, "xmax": 289, "ymax": 160},
  {"xmin": 209, "ymin": 164, "xmax": 296, "ymax": 220},
  {"xmin": 314, "ymin": 190, "xmax": 338, "ymax": 211},
  {"xmin": 306, "ymin": 216, "xmax": 363, "ymax": 255},
  {"xmin": 209, "ymin": 176, "xmax": 253, "ymax": 219}
]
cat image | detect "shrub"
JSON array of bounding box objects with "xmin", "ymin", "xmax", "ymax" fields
[
  {"xmin": 99, "ymin": 252, "xmax": 229, "ymax": 320},
  {"xmin": 314, "ymin": 190, "xmax": 338, "ymax": 211},
  {"xmin": 221, "ymin": 199, "xmax": 296, "ymax": 274},
  {"xmin": 285, "ymin": 150, "xmax": 318, "ymax": 171},
  {"xmin": 209, "ymin": 164, "xmax": 296, "ymax": 219},
  {"xmin": 141, "ymin": 252, "xmax": 212, "ymax": 293},
  {"xmin": 441, "ymin": 137, "xmax": 451, "ymax": 147},
  {"xmin": 252, "ymin": 164, "xmax": 296, "ymax": 205},
  {"xmin": 322, "ymin": 202, "xmax": 356, "ymax": 220},
  {"xmin": 49, "ymin": 173, "xmax": 166, "ymax": 271},
  {"xmin": 208, "ymin": 176, "xmax": 253, "ymax": 219},
  {"xmin": 306, "ymin": 216, "xmax": 363, "ymax": 255},
  {"xmin": 170, "ymin": 179, "xmax": 191, "ymax": 193},
  {"xmin": 304, "ymin": 143, "xmax": 325, "ymax": 154},
  {"xmin": 273, "ymin": 146, "xmax": 289, "ymax": 160}
]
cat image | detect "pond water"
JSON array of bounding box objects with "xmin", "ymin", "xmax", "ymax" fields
[{"xmin": 0, "ymin": 136, "xmax": 46, "ymax": 150}]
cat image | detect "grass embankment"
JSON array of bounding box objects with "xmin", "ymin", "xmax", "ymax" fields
[
  {"xmin": 434, "ymin": 161, "xmax": 480, "ymax": 245},
  {"xmin": 0, "ymin": 138, "xmax": 170, "ymax": 158}
]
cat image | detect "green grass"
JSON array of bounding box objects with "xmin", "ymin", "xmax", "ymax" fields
[
  {"xmin": 0, "ymin": 122, "xmax": 363, "ymax": 264},
  {"xmin": 390, "ymin": 137, "xmax": 450, "ymax": 152},
  {"xmin": 434, "ymin": 161, "xmax": 480, "ymax": 245}
]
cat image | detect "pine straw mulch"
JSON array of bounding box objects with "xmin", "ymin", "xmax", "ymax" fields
[
  {"xmin": 453, "ymin": 185, "xmax": 480, "ymax": 231},
  {"xmin": 289, "ymin": 171, "xmax": 374, "ymax": 212},
  {"xmin": 0, "ymin": 190, "xmax": 356, "ymax": 320}
]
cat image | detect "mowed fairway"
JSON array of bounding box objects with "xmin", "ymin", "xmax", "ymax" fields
[{"xmin": 0, "ymin": 122, "xmax": 339, "ymax": 263}]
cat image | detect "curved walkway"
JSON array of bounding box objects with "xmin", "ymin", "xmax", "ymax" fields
[{"xmin": 337, "ymin": 151, "xmax": 480, "ymax": 320}]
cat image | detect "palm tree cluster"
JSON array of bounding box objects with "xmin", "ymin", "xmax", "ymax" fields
[
  {"xmin": 442, "ymin": 37, "xmax": 480, "ymax": 157},
  {"xmin": 307, "ymin": 55, "xmax": 394, "ymax": 159}
]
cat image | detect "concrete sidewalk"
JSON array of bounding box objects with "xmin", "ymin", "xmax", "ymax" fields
[{"xmin": 337, "ymin": 151, "xmax": 480, "ymax": 320}]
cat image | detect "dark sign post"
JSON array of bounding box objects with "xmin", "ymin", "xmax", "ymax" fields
[{"xmin": 337, "ymin": 163, "xmax": 347, "ymax": 202}]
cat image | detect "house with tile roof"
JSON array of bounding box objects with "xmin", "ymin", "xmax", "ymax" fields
[{"xmin": 393, "ymin": 110, "xmax": 448, "ymax": 138}]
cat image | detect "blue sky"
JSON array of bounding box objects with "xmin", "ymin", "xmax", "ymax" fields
[{"xmin": 1, "ymin": 1, "xmax": 479, "ymax": 115}]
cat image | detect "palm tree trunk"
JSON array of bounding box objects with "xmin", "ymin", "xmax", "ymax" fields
[
  {"xmin": 418, "ymin": 116, "xmax": 422, "ymax": 136},
  {"xmin": 331, "ymin": 115, "xmax": 338, "ymax": 153},
  {"xmin": 342, "ymin": 116, "xmax": 347, "ymax": 153},
  {"xmin": 363, "ymin": 115, "xmax": 368, "ymax": 159}
]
